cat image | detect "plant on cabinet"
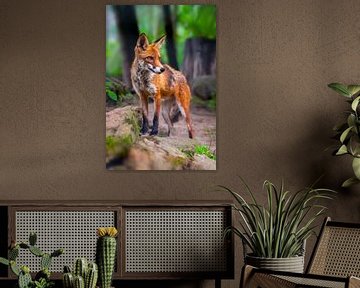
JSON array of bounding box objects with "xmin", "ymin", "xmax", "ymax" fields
[{"xmin": 221, "ymin": 179, "xmax": 335, "ymax": 273}]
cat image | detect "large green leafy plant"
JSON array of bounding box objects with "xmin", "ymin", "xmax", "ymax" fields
[
  {"xmin": 328, "ymin": 83, "xmax": 360, "ymax": 187},
  {"xmin": 221, "ymin": 180, "xmax": 334, "ymax": 258}
]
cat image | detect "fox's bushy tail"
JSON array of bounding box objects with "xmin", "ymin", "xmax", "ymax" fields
[{"xmin": 170, "ymin": 101, "xmax": 183, "ymax": 124}]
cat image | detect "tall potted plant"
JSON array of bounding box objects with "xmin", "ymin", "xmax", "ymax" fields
[
  {"xmin": 221, "ymin": 179, "xmax": 334, "ymax": 273},
  {"xmin": 328, "ymin": 83, "xmax": 360, "ymax": 187}
]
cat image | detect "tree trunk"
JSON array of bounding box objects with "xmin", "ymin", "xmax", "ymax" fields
[
  {"xmin": 181, "ymin": 37, "xmax": 216, "ymax": 83},
  {"xmin": 163, "ymin": 5, "xmax": 178, "ymax": 69},
  {"xmin": 113, "ymin": 5, "xmax": 139, "ymax": 89}
]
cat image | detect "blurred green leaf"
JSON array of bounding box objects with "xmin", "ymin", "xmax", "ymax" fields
[
  {"xmin": 352, "ymin": 157, "xmax": 360, "ymax": 179},
  {"xmin": 342, "ymin": 177, "xmax": 360, "ymax": 187},
  {"xmin": 351, "ymin": 96, "xmax": 360, "ymax": 111},
  {"xmin": 347, "ymin": 114, "xmax": 356, "ymax": 129},
  {"xmin": 336, "ymin": 145, "xmax": 348, "ymax": 155},
  {"xmin": 328, "ymin": 83, "xmax": 350, "ymax": 97},
  {"xmin": 340, "ymin": 126, "xmax": 353, "ymax": 143},
  {"xmin": 107, "ymin": 90, "xmax": 118, "ymax": 101},
  {"xmin": 347, "ymin": 85, "xmax": 360, "ymax": 97}
]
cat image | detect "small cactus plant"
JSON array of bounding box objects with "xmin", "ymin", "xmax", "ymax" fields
[
  {"xmin": 62, "ymin": 259, "xmax": 98, "ymax": 288},
  {"xmin": 96, "ymin": 227, "xmax": 118, "ymax": 288},
  {"xmin": 0, "ymin": 232, "xmax": 63, "ymax": 288}
]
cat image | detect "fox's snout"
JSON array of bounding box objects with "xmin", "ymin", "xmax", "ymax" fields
[{"xmin": 148, "ymin": 64, "xmax": 165, "ymax": 74}]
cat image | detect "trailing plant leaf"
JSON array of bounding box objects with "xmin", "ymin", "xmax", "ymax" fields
[
  {"xmin": 351, "ymin": 96, "xmax": 360, "ymax": 111},
  {"xmin": 340, "ymin": 127, "xmax": 353, "ymax": 143},
  {"xmin": 329, "ymin": 82, "xmax": 360, "ymax": 186},
  {"xmin": 342, "ymin": 177, "xmax": 360, "ymax": 188},
  {"xmin": 336, "ymin": 145, "xmax": 348, "ymax": 155},
  {"xmin": 352, "ymin": 157, "xmax": 360, "ymax": 179},
  {"xmin": 347, "ymin": 85, "xmax": 360, "ymax": 97},
  {"xmin": 328, "ymin": 83, "xmax": 351, "ymax": 97}
]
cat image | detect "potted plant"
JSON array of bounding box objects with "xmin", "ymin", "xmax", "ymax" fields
[
  {"xmin": 221, "ymin": 179, "xmax": 334, "ymax": 273},
  {"xmin": 0, "ymin": 232, "xmax": 63, "ymax": 288},
  {"xmin": 328, "ymin": 83, "xmax": 360, "ymax": 187}
]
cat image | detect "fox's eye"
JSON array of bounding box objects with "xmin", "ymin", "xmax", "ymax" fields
[{"xmin": 146, "ymin": 56, "xmax": 154, "ymax": 62}]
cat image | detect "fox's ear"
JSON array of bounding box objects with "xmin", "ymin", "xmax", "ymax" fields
[
  {"xmin": 154, "ymin": 35, "xmax": 166, "ymax": 48},
  {"xmin": 136, "ymin": 33, "xmax": 149, "ymax": 50}
]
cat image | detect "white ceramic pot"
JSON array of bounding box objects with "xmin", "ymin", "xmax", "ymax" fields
[{"xmin": 245, "ymin": 254, "xmax": 305, "ymax": 273}]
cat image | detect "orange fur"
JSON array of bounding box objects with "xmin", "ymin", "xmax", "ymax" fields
[{"xmin": 131, "ymin": 33, "xmax": 193, "ymax": 139}]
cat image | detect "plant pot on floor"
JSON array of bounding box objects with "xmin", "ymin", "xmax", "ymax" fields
[{"xmin": 245, "ymin": 254, "xmax": 304, "ymax": 273}]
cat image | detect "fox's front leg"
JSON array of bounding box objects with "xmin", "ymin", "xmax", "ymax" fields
[
  {"xmin": 140, "ymin": 95, "xmax": 149, "ymax": 135},
  {"xmin": 150, "ymin": 94, "xmax": 161, "ymax": 136}
]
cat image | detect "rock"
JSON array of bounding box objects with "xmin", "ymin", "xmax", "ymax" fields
[
  {"xmin": 124, "ymin": 137, "xmax": 216, "ymax": 170},
  {"xmin": 125, "ymin": 137, "xmax": 192, "ymax": 170},
  {"xmin": 106, "ymin": 106, "xmax": 141, "ymax": 164},
  {"xmin": 189, "ymin": 154, "xmax": 216, "ymax": 170},
  {"xmin": 106, "ymin": 105, "xmax": 141, "ymax": 137},
  {"xmin": 106, "ymin": 105, "xmax": 217, "ymax": 170},
  {"xmin": 191, "ymin": 75, "xmax": 216, "ymax": 100}
]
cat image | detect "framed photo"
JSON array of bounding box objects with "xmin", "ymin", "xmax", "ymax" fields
[{"xmin": 106, "ymin": 5, "xmax": 216, "ymax": 170}]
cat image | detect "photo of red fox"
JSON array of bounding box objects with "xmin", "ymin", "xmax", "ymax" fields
[
  {"xmin": 131, "ymin": 33, "xmax": 193, "ymax": 139},
  {"xmin": 106, "ymin": 5, "xmax": 216, "ymax": 170}
]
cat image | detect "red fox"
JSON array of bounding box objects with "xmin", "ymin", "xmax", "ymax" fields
[{"xmin": 131, "ymin": 33, "xmax": 194, "ymax": 139}]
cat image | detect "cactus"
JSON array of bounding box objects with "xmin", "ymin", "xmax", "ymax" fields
[
  {"xmin": 41, "ymin": 253, "xmax": 52, "ymax": 270},
  {"xmin": 29, "ymin": 245, "xmax": 44, "ymax": 257},
  {"xmin": 29, "ymin": 232, "xmax": 37, "ymax": 246},
  {"xmin": 74, "ymin": 275, "xmax": 85, "ymax": 288},
  {"xmin": 74, "ymin": 258, "xmax": 88, "ymax": 279},
  {"xmin": 63, "ymin": 260, "xmax": 98, "ymax": 288},
  {"xmin": 10, "ymin": 260, "xmax": 20, "ymax": 276},
  {"xmin": 51, "ymin": 248, "xmax": 64, "ymax": 257},
  {"xmin": 9, "ymin": 246, "xmax": 19, "ymax": 260},
  {"xmin": 96, "ymin": 227, "xmax": 118, "ymax": 288},
  {"xmin": 0, "ymin": 232, "xmax": 64, "ymax": 288},
  {"xmin": 18, "ymin": 269, "xmax": 32, "ymax": 288},
  {"xmin": 35, "ymin": 268, "xmax": 50, "ymax": 281},
  {"xmin": 85, "ymin": 263, "xmax": 98, "ymax": 288},
  {"xmin": 0, "ymin": 257, "xmax": 9, "ymax": 266},
  {"xmin": 63, "ymin": 272, "xmax": 74, "ymax": 288},
  {"xmin": 64, "ymin": 265, "xmax": 72, "ymax": 273}
]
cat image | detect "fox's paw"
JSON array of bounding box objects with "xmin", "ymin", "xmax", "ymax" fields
[
  {"xmin": 140, "ymin": 126, "xmax": 149, "ymax": 135},
  {"xmin": 149, "ymin": 129, "xmax": 158, "ymax": 136}
]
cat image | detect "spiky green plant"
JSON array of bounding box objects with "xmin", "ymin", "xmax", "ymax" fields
[
  {"xmin": 96, "ymin": 227, "xmax": 118, "ymax": 288},
  {"xmin": 221, "ymin": 179, "xmax": 335, "ymax": 258},
  {"xmin": 328, "ymin": 83, "xmax": 360, "ymax": 187},
  {"xmin": 63, "ymin": 260, "xmax": 98, "ymax": 288},
  {"xmin": 0, "ymin": 232, "xmax": 63, "ymax": 288}
]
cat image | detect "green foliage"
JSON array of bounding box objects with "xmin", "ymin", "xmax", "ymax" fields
[
  {"xmin": 328, "ymin": 82, "xmax": 360, "ymax": 187},
  {"xmin": 125, "ymin": 112, "xmax": 141, "ymax": 136},
  {"xmin": 192, "ymin": 95, "xmax": 217, "ymax": 111},
  {"xmin": 176, "ymin": 5, "xmax": 216, "ymax": 39},
  {"xmin": 136, "ymin": 5, "xmax": 165, "ymax": 40},
  {"xmin": 194, "ymin": 145, "xmax": 216, "ymax": 160},
  {"xmin": 106, "ymin": 5, "xmax": 216, "ymax": 77},
  {"xmin": 106, "ymin": 135, "xmax": 134, "ymax": 159},
  {"xmin": 106, "ymin": 41, "xmax": 122, "ymax": 77},
  {"xmin": 182, "ymin": 144, "xmax": 216, "ymax": 160},
  {"xmin": 0, "ymin": 233, "xmax": 63, "ymax": 288},
  {"xmin": 32, "ymin": 278, "xmax": 54, "ymax": 288},
  {"xmin": 106, "ymin": 81, "xmax": 135, "ymax": 106},
  {"xmin": 221, "ymin": 179, "xmax": 335, "ymax": 258},
  {"xmin": 207, "ymin": 97, "xmax": 216, "ymax": 110},
  {"xmin": 106, "ymin": 83, "xmax": 118, "ymax": 101}
]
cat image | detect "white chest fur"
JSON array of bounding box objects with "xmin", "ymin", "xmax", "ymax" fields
[{"xmin": 132, "ymin": 60, "xmax": 157, "ymax": 96}]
